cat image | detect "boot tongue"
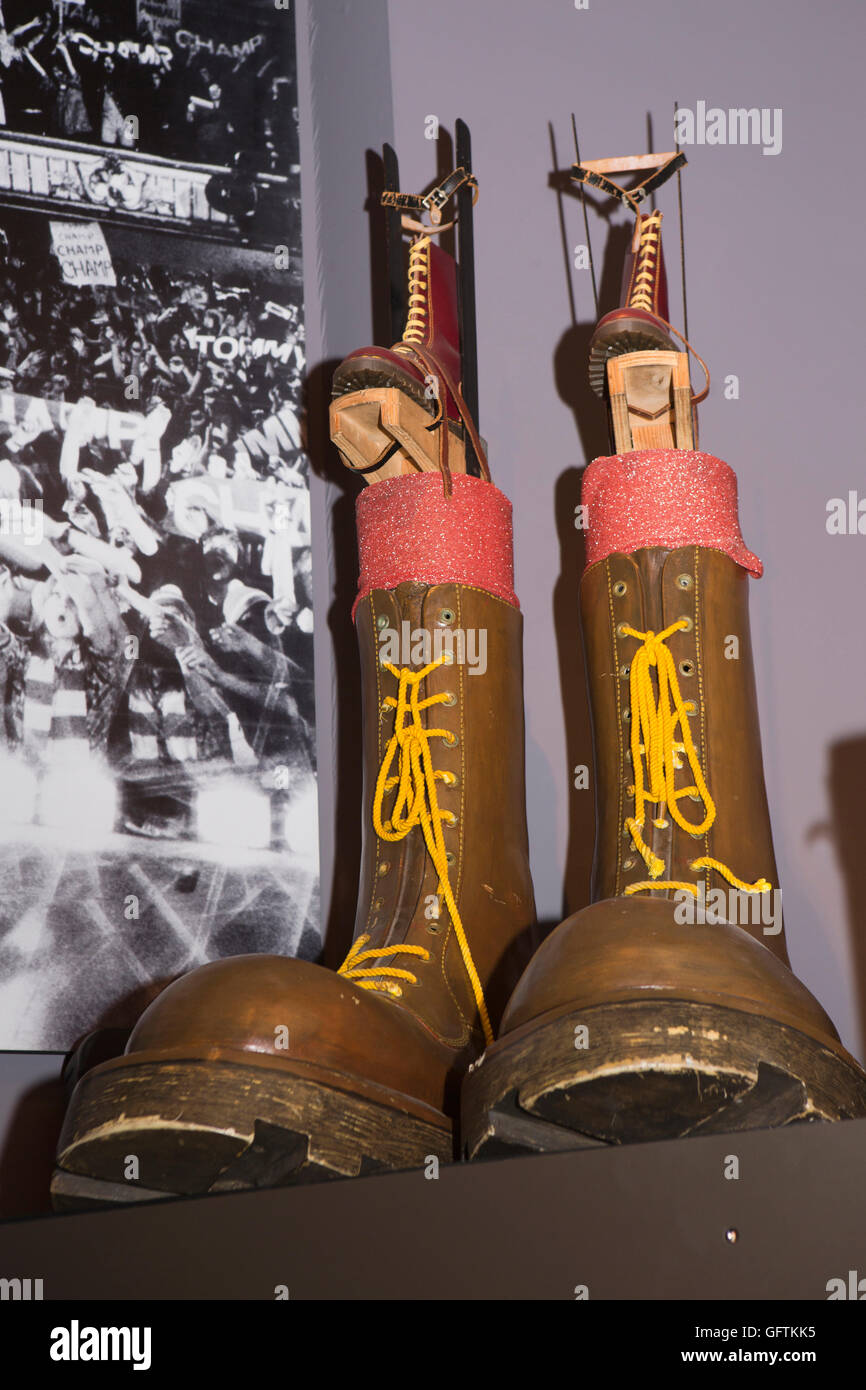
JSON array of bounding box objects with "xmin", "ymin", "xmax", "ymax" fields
[
  {"xmin": 353, "ymin": 472, "xmax": 518, "ymax": 616},
  {"xmin": 581, "ymin": 448, "xmax": 762, "ymax": 577}
]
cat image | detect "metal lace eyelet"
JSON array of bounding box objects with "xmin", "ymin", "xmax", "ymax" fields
[
  {"xmin": 377, "ymin": 862, "xmax": 391, "ymax": 877},
  {"xmin": 441, "ymin": 691, "xmax": 457, "ymax": 707},
  {"xmin": 616, "ymin": 623, "xmax": 630, "ymax": 639},
  {"xmin": 679, "ymin": 660, "xmax": 695, "ymax": 677},
  {"xmin": 426, "ymin": 923, "xmax": 440, "ymax": 935},
  {"xmin": 438, "ymin": 608, "xmax": 456, "ymax": 626},
  {"xmin": 443, "ymin": 771, "xmax": 460, "ymax": 789},
  {"xmin": 623, "ymin": 858, "xmax": 635, "ymax": 870},
  {"xmin": 679, "ymin": 616, "xmax": 694, "ymax": 632},
  {"xmin": 445, "ymin": 851, "xmax": 456, "ymax": 866},
  {"xmin": 676, "ymin": 574, "xmax": 693, "ymax": 590},
  {"xmin": 622, "ymin": 708, "xmax": 631, "ymax": 723},
  {"xmin": 376, "ymin": 613, "xmax": 389, "ymax": 629},
  {"xmin": 613, "ymin": 580, "xmax": 627, "ymax": 597},
  {"xmin": 444, "ymin": 732, "xmax": 459, "ymax": 749},
  {"xmin": 620, "ymin": 664, "xmax": 630, "ymax": 678},
  {"xmin": 445, "ymin": 811, "xmax": 459, "ymax": 828}
]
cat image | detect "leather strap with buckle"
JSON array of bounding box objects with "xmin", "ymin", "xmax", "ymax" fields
[
  {"xmin": 382, "ymin": 166, "xmax": 479, "ymax": 226},
  {"xmin": 571, "ymin": 152, "xmax": 687, "ymax": 215}
]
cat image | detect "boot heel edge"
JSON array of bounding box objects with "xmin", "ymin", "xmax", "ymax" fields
[
  {"xmin": 462, "ymin": 999, "xmax": 866, "ymax": 1160},
  {"xmin": 53, "ymin": 1055, "xmax": 453, "ymax": 1209}
]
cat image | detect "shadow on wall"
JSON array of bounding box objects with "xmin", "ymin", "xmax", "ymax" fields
[
  {"xmin": 809, "ymin": 735, "xmax": 866, "ymax": 1054},
  {"xmin": 0, "ymin": 1072, "xmax": 67, "ymax": 1219},
  {"xmin": 303, "ymin": 356, "xmax": 363, "ymax": 970},
  {"xmin": 303, "ymin": 144, "xmax": 413, "ymax": 967},
  {"xmin": 551, "ymin": 467, "xmax": 594, "ymax": 925},
  {"xmin": 544, "ymin": 129, "xmax": 635, "ymax": 928}
]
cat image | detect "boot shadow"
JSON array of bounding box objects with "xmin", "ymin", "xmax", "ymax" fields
[
  {"xmin": 551, "ymin": 467, "xmax": 595, "ymax": 924},
  {"xmin": 302, "ymin": 144, "xmax": 397, "ymax": 967},
  {"xmin": 0, "ymin": 1070, "xmax": 67, "ymax": 1218},
  {"xmin": 304, "ymin": 355, "xmax": 364, "ymax": 969},
  {"xmin": 547, "ymin": 137, "xmax": 632, "ymax": 926},
  {"xmin": 808, "ymin": 735, "xmax": 866, "ymax": 1054}
]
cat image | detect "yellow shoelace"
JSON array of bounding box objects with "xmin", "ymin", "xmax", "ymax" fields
[
  {"xmin": 620, "ymin": 620, "xmax": 772, "ymax": 898},
  {"xmin": 338, "ymin": 656, "xmax": 493, "ymax": 1045},
  {"xmin": 403, "ymin": 236, "xmax": 431, "ymax": 344},
  {"xmin": 630, "ymin": 211, "xmax": 663, "ymax": 313},
  {"xmin": 390, "ymin": 232, "xmax": 491, "ymax": 497}
]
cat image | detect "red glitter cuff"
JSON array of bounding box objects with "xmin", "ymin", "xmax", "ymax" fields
[
  {"xmin": 582, "ymin": 449, "xmax": 762, "ymax": 577},
  {"xmin": 354, "ymin": 473, "xmax": 518, "ymax": 614}
]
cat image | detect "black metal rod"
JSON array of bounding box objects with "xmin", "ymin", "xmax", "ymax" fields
[
  {"xmin": 455, "ymin": 117, "xmax": 479, "ymax": 456},
  {"xmin": 383, "ymin": 142, "xmax": 404, "ymax": 345},
  {"xmin": 673, "ymin": 100, "xmax": 689, "ymax": 345},
  {"xmin": 571, "ymin": 113, "xmax": 598, "ymax": 317}
]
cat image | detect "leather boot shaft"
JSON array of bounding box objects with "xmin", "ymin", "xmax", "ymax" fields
[
  {"xmin": 353, "ymin": 580, "xmax": 536, "ymax": 1049},
  {"xmin": 621, "ymin": 210, "xmax": 669, "ymax": 320},
  {"xmin": 581, "ymin": 544, "xmax": 786, "ymax": 962}
]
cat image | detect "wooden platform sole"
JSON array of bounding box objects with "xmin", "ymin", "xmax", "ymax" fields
[
  {"xmin": 588, "ymin": 321, "xmax": 674, "ymax": 397},
  {"xmin": 332, "ymin": 357, "xmax": 431, "ymax": 410},
  {"xmin": 462, "ymin": 1000, "xmax": 866, "ymax": 1162},
  {"xmin": 52, "ymin": 1053, "xmax": 453, "ymax": 1210},
  {"xmin": 329, "ymin": 385, "xmax": 469, "ymax": 482}
]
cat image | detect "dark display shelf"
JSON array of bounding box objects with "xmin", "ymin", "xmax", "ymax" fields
[{"xmin": 3, "ymin": 1115, "xmax": 865, "ymax": 1300}]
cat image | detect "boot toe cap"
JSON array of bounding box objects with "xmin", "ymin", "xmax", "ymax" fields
[
  {"xmin": 501, "ymin": 897, "xmax": 841, "ymax": 1051},
  {"xmin": 125, "ymin": 954, "xmax": 452, "ymax": 1113}
]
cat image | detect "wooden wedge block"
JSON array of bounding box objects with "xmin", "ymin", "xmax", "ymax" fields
[
  {"xmin": 607, "ymin": 349, "xmax": 694, "ymax": 453},
  {"xmin": 330, "ymin": 386, "xmax": 474, "ymax": 484}
]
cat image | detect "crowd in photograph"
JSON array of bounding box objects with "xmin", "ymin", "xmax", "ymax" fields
[
  {"xmin": 0, "ymin": 0, "xmax": 297, "ymax": 171},
  {"xmin": 0, "ymin": 251, "xmax": 313, "ymax": 842}
]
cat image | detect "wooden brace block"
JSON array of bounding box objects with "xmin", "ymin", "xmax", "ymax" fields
[
  {"xmin": 330, "ymin": 386, "xmax": 472, "ymax": 485},
  {"xmin": 606, "ymin": 350, "xmax": 694, "ymax": 453}
]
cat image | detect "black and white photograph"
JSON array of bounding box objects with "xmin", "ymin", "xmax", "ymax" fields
[
  {"xmin": 0, "ymin": 0, "xmax": 317, "ymax": 1051},
  {"xmin": 0, "ymin": 0, "xmax": 299, "ymax": 248},
  {"xmin": 0, "ymin": 0, "xmax": 297, "ymax": 170}
]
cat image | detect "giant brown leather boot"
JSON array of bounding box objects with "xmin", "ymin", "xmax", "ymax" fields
[
  {"xmin": 52, "ymin": 470, "xmax": 536, "ymax": 1206},
  {"xmin": 463, "ymin": 448, "xmax": 866, "ymax": 1159}
]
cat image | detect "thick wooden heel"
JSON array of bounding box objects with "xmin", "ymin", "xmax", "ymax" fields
[
  {"xmin": 52, "ymin": 1053, "xmax": 453, "ymax": 1209},
  {"xmin": 462, "ymin": 1000, "xmax": 866, "ymax": 1161}
]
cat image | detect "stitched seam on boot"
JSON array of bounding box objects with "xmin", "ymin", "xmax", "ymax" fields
[
  {"xmin": 424, "ymin": 583, "xmax": 519, "ymax": 613},
  {"xmin": 435, "ymin": 585, "xmax": 472, "ymax": 1042},
  {"xmin": 694, "ymin": 548, "xmax": 711, "ymax": 896},
  {"xmin": 606, "ymin": 558, "xmax": 624, "ymax": 896},
  {"xmin": 364, "ymin": 592, "xmax": 384, "ymax": 937}
]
